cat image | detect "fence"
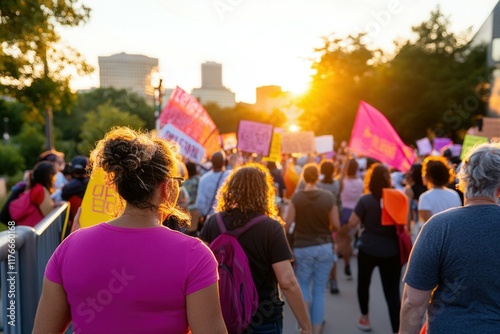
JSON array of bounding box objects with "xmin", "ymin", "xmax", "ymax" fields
[{"xmin": 0, "ymin": 203, "xmax": 69, "ymax": 334}]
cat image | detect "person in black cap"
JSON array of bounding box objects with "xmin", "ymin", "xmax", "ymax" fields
[{"xmin": 61, "ymin": 156, "xmax": 90, "ymax": 235}]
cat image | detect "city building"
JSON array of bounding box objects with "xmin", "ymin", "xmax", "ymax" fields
[
  {"xmin": 191, "ymin": 62, "xmax": 236, "ymax": 108},
  {"xmin": 254, "ymin": 85, "xmax": 291, "ymax": 114},
  {"xmin": 98, "ymin": 52, "xmax": 158, "ymax": 103},
  {"xmin": 472, "ymin": 1, "xmax": 500, "ymax": 116}
]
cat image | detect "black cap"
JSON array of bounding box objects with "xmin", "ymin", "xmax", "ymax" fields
[{"xmin": 71, "ymin": 156, "xmax": 89, "ymax": 170}]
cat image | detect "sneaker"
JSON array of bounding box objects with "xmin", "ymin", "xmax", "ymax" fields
[
  {"xmin": 329, "ymin": 279, "xmax": 339, "ymax": 294},
  {"xmin": 345, "ymin": 265, "xmax": 353, "ymax": 280},
  {"xmin": 357, "ymin": 317, "xmax": 372, "ymax": 331}
]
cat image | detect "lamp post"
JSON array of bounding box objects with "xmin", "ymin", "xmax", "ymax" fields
[
  {"xmin": 3, "ymin": 117, "xmax": 9, "ymax": 141},
  {"xmin": 154, "ymin": 79, "xmax": 163, "ymax": 134}
]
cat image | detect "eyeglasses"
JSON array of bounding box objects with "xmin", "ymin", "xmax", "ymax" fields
[{"xmin": 169, "ymin": 176, "xmax": 184, "ymax": 187}]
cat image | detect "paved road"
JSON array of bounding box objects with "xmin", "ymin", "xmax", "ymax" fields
[{"xmin": 282, "ymin": 256, "xmax": 406, "ymax": 334}]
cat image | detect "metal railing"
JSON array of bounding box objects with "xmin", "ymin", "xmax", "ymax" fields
[{"xmin": 0, "ymin": 203, "xmax": 69, "ymax": 334}]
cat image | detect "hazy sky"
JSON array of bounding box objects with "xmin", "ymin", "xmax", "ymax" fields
[{"xmin": 59, "ymin": 0, "xmax": 499, "ymax": 103}]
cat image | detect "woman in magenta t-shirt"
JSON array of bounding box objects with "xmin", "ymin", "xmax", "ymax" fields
[{"xmin": 33, "ymin": 127, "xmax": 227, "ymax": 334}]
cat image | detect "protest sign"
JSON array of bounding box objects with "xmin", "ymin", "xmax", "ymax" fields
[
  {"xmin": 237, "ymin": 120, "xmax": 274, "ymax": 156},
  {"xmin": 416, "ymin": 137, "xmax": 432, "ymax": 156},
  {"xmin": 460, "ymin": 135, "xmax": 489, "ymax": 159},
  {"xmin": 159, "ymin": 86, "xmax": 221, "ymax": 157},
  {"xmin": 315, "ymin": 135, "xmax": 334, "ymax": 154},
  {"xmin": 159, "ymin": 124, "xmax": 206, "ymax": 163},
  {"xmin": 263, "ymin": 132, "xmax": 282, "ymax": 162},
  {"xmin": 281, "ymin": 132, "xmax": 316, "ymax": 154},
  {"xmin": 221, "ymin": 132, "xmax": 237, "ymax": 151},
  {"xmin": 80, "ymin": 168, "xmax": 118, "ymax": 228}
]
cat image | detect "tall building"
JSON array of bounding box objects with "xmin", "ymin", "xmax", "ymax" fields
[
  {"xmin": 471, "ymin": 1, "xmax": 500, "ymax": 116},
  {"xmin": 98, "ymin": 52, "xmax": 159, "ymax": 103},
  {"xmin": 191, "ymin": 62, "xmax": 236, "ymax": 108}
]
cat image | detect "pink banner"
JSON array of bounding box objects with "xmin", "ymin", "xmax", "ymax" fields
[
  {"xmin": 349, "ymin": 101, "xmax": 416, "ymax": 172},
  {"xmin": 159, "ymin": 86, "xmax": 221, "ymax": 157},
  {"xmin": 237, "ymin": 120, "xmax": 274, "ymax": 156}
]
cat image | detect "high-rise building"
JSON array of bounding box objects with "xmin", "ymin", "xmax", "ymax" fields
[
  {"xmin": 192, "ymin": 62, "xmax": 235, "ymax": 108},
  {"xmin": 98, "ymin": 52, "xmax": 159, "ymax": 103},
  {"xmin": 201, "ymin": 62, "xmax": 223, "ymax": 88},
  {"xmin": 254, "ymin": 85, "xmax": 291, "ymax": 114}
]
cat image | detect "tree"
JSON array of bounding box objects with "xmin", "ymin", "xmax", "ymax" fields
[
  {"xmin": 0, "ymin": 143, "xmax": 25, "ymax": 176},
  {"xmin": 299, "ymin": 34, "xmax": 377, "ymax": 143},
  {"xmin": 12, "ymin": 123, "xmax": 46, "ymax": 169},
  {"xmin": 55, "ymin": 87, "xmax": 155, "ymax": 142},
  {"xmin": 78, "ymin": 103, "xmax": 146, "ymax": 155},
  {"xmin": 370, "ymin": 8, "xmax": 490, "ymax": 143},
  {"xmin": 301, "ymin": 8, "xmax": 490, "ymax": 145},
  {"xmin": 0, "ymin": 0, "xmax": 93, "ymax": 149}
]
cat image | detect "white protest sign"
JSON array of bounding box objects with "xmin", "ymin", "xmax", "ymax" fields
[
  {"xmin": 315, "ymin": 135, "xmax": 334, "ymax": 154},
  {"xmin": 159, "ymin": 123, "xmax": 206, "ymax": 163}
]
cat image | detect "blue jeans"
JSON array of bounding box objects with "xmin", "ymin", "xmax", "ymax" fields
[
  {"xmin": 245, "ymin": 319, "xmax": 283, "ymax": 333},
  {"xmin": 294, "ymin": 243, "xmax": 335, "ymax": 325}
]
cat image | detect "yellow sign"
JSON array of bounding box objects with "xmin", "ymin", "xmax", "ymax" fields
[
  {"xmin": 460, "ymin": 135, "xmax": 489, "ymax": 160},
  {"xmin": 263, "ymin": 132, "xmax": 282, "ymax": 163},
  {"xmin": 80, "ymin": 168, "xmax": 119, "ymax": 227}
]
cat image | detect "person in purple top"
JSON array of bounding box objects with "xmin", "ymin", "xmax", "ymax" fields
[{"xmin": 33, "ymin": 126, "xmax": 227, "ymax": 334}]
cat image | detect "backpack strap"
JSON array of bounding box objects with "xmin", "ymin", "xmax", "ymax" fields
[{"xmin": 215, "ymin": 213, "xmax": 268, "ymax": 238}]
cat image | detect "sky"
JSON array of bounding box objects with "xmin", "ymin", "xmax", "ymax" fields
[{"xmin": 59, "ymin": 0, "xmax": 499, "ymax": 104}]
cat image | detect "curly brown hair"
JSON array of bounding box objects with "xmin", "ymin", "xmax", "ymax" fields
[
  {"xmin": 90, "ymin": 126, "xmax": 189, "ymax": 222},
  {"xmin": 216, "ymin": 163, "xmax": 278, "ymax": 222}
]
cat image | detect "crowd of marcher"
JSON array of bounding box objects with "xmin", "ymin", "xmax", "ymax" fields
[{"xmin": 2, "ymin": 125, "xmax": 499, "ymax": 334}]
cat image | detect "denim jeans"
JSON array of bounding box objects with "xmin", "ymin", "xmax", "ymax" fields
[
  {"xmin": 294, "ymin": 243, "xmax": 335, "ymax": 325},
  {"xmin": 245, "ymin": 319, "xmax": 283, "ymax": 333}
]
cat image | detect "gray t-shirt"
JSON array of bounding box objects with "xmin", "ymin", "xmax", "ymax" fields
[
  {"xmin": 404, "ymin": 205, "xmax": 500, "ymax": 333},
  {"xmin": 354, "ymin": 194, "xmax": 399, "ymax": 257}
]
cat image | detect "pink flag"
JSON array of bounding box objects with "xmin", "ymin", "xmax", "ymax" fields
[
  {"xmin": 159, "ymin": 86, "xmax": 221, "ymax": 157},
  {"xmin": 349, "ymin": 101, "xmax": 415, "ymax": 172}
]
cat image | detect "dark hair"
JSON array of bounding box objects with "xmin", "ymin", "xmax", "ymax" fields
[
  {"xmin": 211, "ymin": 151, "xmax": 226, "ymax": 169},
  {"xmin": 366, "ymin": 164, "xmax": 391, "ymax": 200},
  {"xmin": 319, "ymin": 160, "xmax": 334, "ymax": 183},
  {"xmin": 409, "ymin": 163, "xmax": 423, "ymax": 185},
  {"xmin": 39, "ymin": 150, "xmax": 64, "ymax": 162},
  {"xmin": 185, "ymin": 161, "xmax": 198, "ymax": 178},
  {"xmin": 302, "ymin": 163, "xmax": 319, "ymax": 184},
  {"xmin": 266, "ymin": 161, "xmax": 277, "ymax": 170},
  {"xmin": 347, "ymin": 158, "xmax": 359, "ymax": 177},
  {"xmin": 423, "ymin": 158, "xmax": 453, "ymax": 187},
  {"xmin": 92, "ymin": 127, "xmax": 189, "ymax": 221},
  {"xmin": 31, "ymin": 161, "xmax": 56, "ymax": 193}
]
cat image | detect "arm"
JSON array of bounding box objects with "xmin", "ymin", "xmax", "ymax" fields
[
  {"xmin": 33, "ymin": 278, "xmax": 71, "ymax": 334},
  {"xmin": 418, "ymin": 210, "xmax": 432, "ymax": 223},
  {"xmin": 404, "ymin": 187, "xmax": 414, "ymax": 226},
  {"xmin": 186, "ymin": 283, "xmax": 227, "ymax": 334},
  {"xmin": 399, "ymin": 284, "xmax": 432, "ymax": 334},
  {"xmin": 272, "ymin": 260, "xmax": 312, "ymax": 334},
  {"xmin": 39, "ymin": 187, "xmax": 55, "ymax": 216},
  {"xmin": 348, "ymin": 212, "xmax": 361, "ymax": 228},
  {"xmin": 283, "ymin": 202, "xmax": 296, "ymax": 233},
  {"xmin": 329, "ymin": 204, "xmax": 340, "ymax": 232}
]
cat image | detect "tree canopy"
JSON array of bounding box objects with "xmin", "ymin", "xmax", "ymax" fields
[{"xmin": 298, "ymin": 7, "xmax": 490, "ymax": 146}]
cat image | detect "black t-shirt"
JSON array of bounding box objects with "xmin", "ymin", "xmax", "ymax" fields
[
  {"xmin": 199, "ymin": 209, "xmax": 292, "ymax": 324},
  {"xmin": 354, "ymin": 194, "xmax": 398, "ymax": 257}
]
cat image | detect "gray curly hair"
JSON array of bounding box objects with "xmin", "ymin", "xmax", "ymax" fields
[{"xmin": 457, "ymin": 143, "xmax": 500, "ymax": 200}]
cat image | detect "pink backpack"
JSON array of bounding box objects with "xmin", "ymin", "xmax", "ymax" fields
[{"xmin": 210, "ymin": 213, "xmax": 266, "ymax": 333}]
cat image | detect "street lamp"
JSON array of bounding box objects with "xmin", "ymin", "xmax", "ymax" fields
[{"xmin": 3, "ymin": 117, "xmax": 9, "ymax": 141}]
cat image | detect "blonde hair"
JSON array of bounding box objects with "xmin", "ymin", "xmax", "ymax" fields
[{"xmin": 216, "ymin": 163, "xmax": 279, "ymax": 227}]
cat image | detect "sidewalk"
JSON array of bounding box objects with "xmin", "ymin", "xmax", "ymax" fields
[{"xmin": 283, "ymin": 256, "xmax": 405, "ymax": 333}]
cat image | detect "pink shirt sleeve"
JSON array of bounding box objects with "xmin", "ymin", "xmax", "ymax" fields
[
  {"xmin": 45, "ymin": 241, "xmax": 64, "ymax": 284},
  {"xmin": 185, "ymin": 240, "xmax": 219, "ymax": 295}
]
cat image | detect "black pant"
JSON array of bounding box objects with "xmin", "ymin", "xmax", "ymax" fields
[{"xmin": 357, "ymin": 249, "xmax": 402, "ymax": 333}]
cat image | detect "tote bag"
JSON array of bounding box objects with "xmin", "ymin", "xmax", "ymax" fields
[{"xmin": 9, "ymin": 190, "xmax": 44, "ymax": 227}]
